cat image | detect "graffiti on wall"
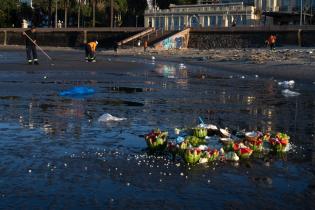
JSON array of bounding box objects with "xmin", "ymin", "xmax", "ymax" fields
[{"xmin": 154, "ymin": 28, "xmax": 190, "ymax": 50}]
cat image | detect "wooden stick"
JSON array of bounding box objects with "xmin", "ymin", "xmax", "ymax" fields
[{"xmin": 23, "ymin": 32, "xmax": 53, "ymax": 61}]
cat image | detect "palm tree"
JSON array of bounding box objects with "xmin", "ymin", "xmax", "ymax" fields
[
  {"xmin": 110, "ymin": 0, "xmax": 113, "ymax": 27},
  {"xmin": 77, "ymin": 0, "xmax": 81, "ymax": 28},
  {"xmin": 92, "ymin": 0, "xmax": 96, "ymax": 27},
  {"xmin": 63, "ymin": 0, "xmax": 69, "ymax": 28}
]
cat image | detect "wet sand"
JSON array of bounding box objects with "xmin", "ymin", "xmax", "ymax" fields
[
  {"xmin": 0, "ymin": 47, "xmax": 314, "ymax": 209},
  {"xmin": 112, "ymin": 47, "xmax": 315, "ymax": 82},
  {"xmin": 1, "ymin": 45, "xmax": 315, "ymax": 82}
]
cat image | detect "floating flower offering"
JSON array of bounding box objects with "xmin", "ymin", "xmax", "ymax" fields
[
  {"xmin": 144, "ymin": 124, "xmax": 291, "ymax": 165},
  {"xmin": 144, "ymin": 129, "xmax": 168, "ymax": 151}
]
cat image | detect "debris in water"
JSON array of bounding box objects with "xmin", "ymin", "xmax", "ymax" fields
[
  {"xmin": 98, "ymin": 113, "xmax": 127, "ymax": 122},
  {"xmin": 59, "ymin": 86, "xmax": 95, "ymax": 97},
  {"xmin": 278, "ymin": 80, "xmax": 295, "ymax": 88},
  {"xmin": 281, "ymin": 89, "xmax": 300, "ymax": 97}
]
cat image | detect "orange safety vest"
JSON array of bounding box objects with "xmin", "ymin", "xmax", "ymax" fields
[
  {"xmin": 268, "ymin": 35, "xmax": 276, "ymax": 44},
  {"xmin": 87, "ymin": 42, "xmax": 97, "ymax": 51}
]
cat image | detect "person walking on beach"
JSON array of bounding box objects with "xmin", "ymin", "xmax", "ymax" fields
[
  {"xmin": 23, "ymin": 26, "xmax": 39, "ymax": 65},
  {"xmin": 267, "ymin": 34, "xmax": 277, "ymax": 51},
  {"xmin": 85, "ymin": 41, "xmax": 98, "ymax": 62}
]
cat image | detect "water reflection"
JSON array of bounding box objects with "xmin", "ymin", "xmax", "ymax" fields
[
  {"xmin": 154, "ymin": 63, "xmax": 188, "ymax": 88},
  {"xmin": 0, "ymin": 55, "xmax": 315, "ymax": 209}
]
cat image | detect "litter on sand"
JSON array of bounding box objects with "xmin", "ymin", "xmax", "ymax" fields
[
  {"xmin": 98, "ymin": 113, "xmax": 127, "ymax": 122},
  {"xmin": 59, "ymin": 86, "xmax": 95, "ymax": 96}
]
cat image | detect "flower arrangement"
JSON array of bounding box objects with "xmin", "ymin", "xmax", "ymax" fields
[
  {"xmin": 144, "ymin": 129, "xmax": 168, "ymax": 151},
  {"xmin": 247, "ymin": 139, "xmax": 263, "ymax": 152},
  {"xmin": 205, "ymin": 148, "xmax": 219, "ymax": 162},
  {"xmin": 268, "ymin": 132, "xmax": 290, "ymax": 152},
  {"xmin": 233, "ymin": 143, "xmax": 253, "ymax": 159},
  {"xmin": 143, "ymin": 126, "xmax": 291, "ymax": 166},
  {"xmin": 192, "ymin": 127, "xmax": 208, "ymax": 138},
  {"xmin": 184, "ymin": 148, "xmax": 202, "ymax": 165},
  {"xmin": 185, "ymin": 136, "xmax": 207, "ymax": 147}
]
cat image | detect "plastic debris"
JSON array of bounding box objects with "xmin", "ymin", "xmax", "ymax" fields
[
  {"xmin": 278, "ymin": 80, "xmax": 295, "ymax": 88},
  {"xmin": 179, "ymin": 63, "xmax": 186, "ymax": 69},
  {"xmin": 224, "ymin": 152, "xmax": 239, "ymax": 161},
  {"xmin": 199, "ymin": 158, "xmax": 208, "ymax": 164},
  {"xmin": 174, "ymin": 128, "xmax": 181, "ymax": 135},
  {"xmin": 281, "ymin": 89, "xmax": 300, "ymax": 97},
  {"xmin": 176, "ymin": 136, "xmax": 185, "ymax": 144},
  {"xmin": 98, "ymin": 113, "xmax": 127, "ymax": 122},
  {"xmin": 59, "ymin": 86, "xmax": 95, "ymax": 97}
]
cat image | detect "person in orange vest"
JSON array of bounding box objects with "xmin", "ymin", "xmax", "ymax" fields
[
  {"xmin": 144, "ymin": 40, "xmax": 148, "ymax": 52},
  {"xmin": 85, "ymin": 40, "xmax": 98, "ymax": 62},
  {"xmin": 267, "ymin": 34, "xmax": 277, "ymax": 51}
]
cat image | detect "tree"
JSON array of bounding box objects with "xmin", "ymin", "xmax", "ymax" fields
[
  {"xmin": 0, "ymin": 0, "xmax": 20, "ymax": 27},
  {"xmin": 77, "ymin": 0, "xmax": 81, "ymax": 27}
]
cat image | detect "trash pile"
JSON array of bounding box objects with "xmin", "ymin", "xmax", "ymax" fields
[{"xmin": 144, "ymin": 121, "xmax": 291, "ymax": 165}]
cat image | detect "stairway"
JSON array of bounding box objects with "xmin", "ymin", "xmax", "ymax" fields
[
  {"xmin": 117, "ymin": 28, "xmax": 190, "ymax": 50},
  {"xmin": 117, "ymin": 28, "xmax": 179, "ymax": 49}
]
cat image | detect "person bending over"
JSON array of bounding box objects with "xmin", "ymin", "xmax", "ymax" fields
[{"xmin": 85, "ymin": 41, "xmax": 98, "ymax": 62}]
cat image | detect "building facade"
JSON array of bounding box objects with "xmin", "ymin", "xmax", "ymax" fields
[
  {"xmin": 20, "ymin": 0, "xmax": 32, "ymax": 7},
  {"xmin": 144, "ymin": 2, "xmax": 257, "ymax": 30}
]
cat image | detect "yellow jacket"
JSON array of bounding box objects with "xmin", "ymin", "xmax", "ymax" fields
[{"xmin": 87, "ymin": 42, "xmax": 97, "ymax": 51}]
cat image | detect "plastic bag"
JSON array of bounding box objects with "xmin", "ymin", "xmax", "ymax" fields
[
  {"xmin": 98, "ymin": 113, "xmax": 127, "ymax": 122},
  {"xmin": 59, "ymin": 86, "xmax": 95, "ymax": 97}
]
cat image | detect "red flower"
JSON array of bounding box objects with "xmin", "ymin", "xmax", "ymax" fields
[
  {"xmin": 195, "ymin": 148, "xmax": 201, "ymax": 155},
  {"xmin": 278, "ymin": 138, "xmax": 288, "ymax": 146},
  {"xmin": 233, "ymin": 143, "xmax": 240, "ymax": 151},
  {"xmin": 239, "ymin": 147, "xmax": 253, "ymax": 155},
  {"xmin": 254, "ymin": 139, "xmax": 263, "ymax": 146}
]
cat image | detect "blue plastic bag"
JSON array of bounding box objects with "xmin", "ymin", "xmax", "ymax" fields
[{"xmin": 59, "ymin": 86, "xmax": 95, "ymax": 97}]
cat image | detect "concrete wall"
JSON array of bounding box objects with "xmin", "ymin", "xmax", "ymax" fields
[
  {"xmin": 1, "ymin": 26, "xmax": 314, "ymax": 49},
  {"xmin": 0, "ymin": 28, "xmax": 144, "ymax": 48},
  {"xmin": 0, "ymin": 31, "xmax": 4, "ymax": 45},
  {"xmin": 189, "ymin": 26, "xmax": 315, "ymax": 49}
]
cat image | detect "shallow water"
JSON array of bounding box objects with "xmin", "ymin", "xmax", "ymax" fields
[{"xmin": 0, "ymin": 51, "xmax": 314, "ymax": 209}]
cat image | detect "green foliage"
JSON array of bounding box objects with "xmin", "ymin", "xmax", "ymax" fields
[
  {"xmin": 0, "ymin": 0, "xmax": 198, "ymax": 27},
  {"xmin": 0, "ymin": 0, "xmax": 20, "ymax": 27}
]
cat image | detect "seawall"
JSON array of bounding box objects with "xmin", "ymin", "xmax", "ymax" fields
[
  {"xmin": 189, "ymin": 26, "xmax": 315, "ymax": 49},
  {"xmin": 1, "ymin": 26, "xmax": 315, "ymax": 49},
  {"xmin": 0, "ymin": 28, "xmax": 144, "ymax": 49}
]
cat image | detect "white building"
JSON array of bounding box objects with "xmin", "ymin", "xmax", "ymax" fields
[
  {"xmin": 144, "ymin": 2, "xmax": 258, "ymax": 29},
  {"xmin": 20, "ymin": 0, "xmax": 32, "ymax": 7},
  {"xmin": 254, "ymin": 0, "xmax": 279, "ymax": 12}
]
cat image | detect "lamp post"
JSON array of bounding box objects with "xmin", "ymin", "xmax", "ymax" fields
[
  {"xmin": 136, "ymin": 15, "xmax": 138, "ymax": 27},
  {"xmin": 154, "ymin": 0, "xmax": 157, "ymax": 28}
]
